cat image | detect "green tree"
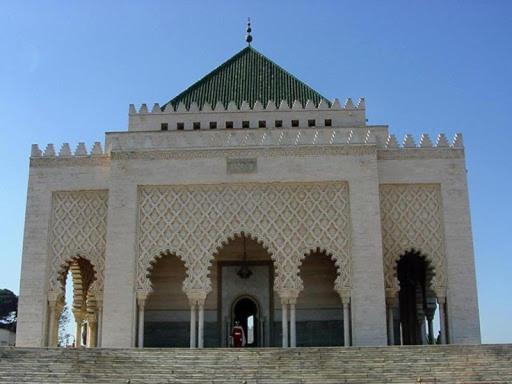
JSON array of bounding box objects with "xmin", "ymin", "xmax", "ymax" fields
[
  {"xmin": 58, "ymin": 303, "xmax": 73, "ymax": 347},
  {"xmin": 0, "ymin": 289, "xmax": 18, "ymax": 330}
]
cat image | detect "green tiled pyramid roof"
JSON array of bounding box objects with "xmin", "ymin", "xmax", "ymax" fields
[{"xmin": 163, "ymin": 46, "xmax": 329, "ymax": 110}]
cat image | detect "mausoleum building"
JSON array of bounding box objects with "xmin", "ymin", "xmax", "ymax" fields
[{"xmin": 16, "ymin": 40, "xmax": 480, "ymax": 349}]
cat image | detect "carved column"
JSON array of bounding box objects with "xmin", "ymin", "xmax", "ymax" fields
[
  {"xmin": 86, "ymin": 313, "xmax": 98, "ymax": 348},
  {"xmin": 289, "ymin": 298, "xmax": 296, "ymax": 348},
  {"xmin": 72, "ymin": 309, "xmax": 85, "ymax": 348},
  {"xmin": 189, "ymin": 301, "xmax": 197, "ymax": 348},
  {"xmin": 198, "ymin": 299, "xmax": 205, "ymax": 349},
  {"xmin": 47, "ymin": 292, "xmax": 63, "ymax": 347},
  {"xmin": 48, "ymin": 301, "xmax": 58, "ymax": 347},
  {"xmin": 336, "ymin": 289, "xmax": 351, "ymax": 347},
  {"xmin": 281, "ymin": 300, "xmax": 288, "ymax": 348},
  {"xmin": 438, "ymin": 295, "xmax": 447, "ymax": 344},
  {"xmin": 386, "ymin": 294, "xmax": 397, "ymax": 346},
  {"xmin": 96, "ymin": 298, "xmax": 103, "ymax": 347},
  {"xmin": 136, "ymin": 293, "xmax": 147, "ymax": 349}
]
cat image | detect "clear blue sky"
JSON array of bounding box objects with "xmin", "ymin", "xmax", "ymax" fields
[{"xmin": 1, "ymin": 1, "xmax": 510, "ymax": 344}]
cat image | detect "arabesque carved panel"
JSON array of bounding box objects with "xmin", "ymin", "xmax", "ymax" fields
[
  {"xmin": 137, "ymin": 182, "xmax": 351, "ymax": 296},
  {"xmin": 48, "ymin": 191, "xmax": 108, "ymax": 296},
  {"xmin": 380, "ymin": 184, "xmax": 446, "ymax": 295}
]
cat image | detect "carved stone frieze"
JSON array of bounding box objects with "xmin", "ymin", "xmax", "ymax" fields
[
  {"xmin": 380, "ymin": 184, "xmax": 446, "ymax": 295},
  {"xmin": 48, "ymin": 191, "xmax": 108, "ymax": 297},
  {"xmin": 137, "ymin": 182, "xmax": 351, "ymax": 296}
]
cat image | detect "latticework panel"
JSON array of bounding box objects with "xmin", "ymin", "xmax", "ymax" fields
[
  {"xmin": 137, "ymin": 182, "xmax": 351, "ymax": 295},
  {"xmin": 48, "ymin": 191, "xmax": 108, "ymax": 296},
  {"xmin": 380, "ymin": 184, "xmax": 446, "ymax": 294}
]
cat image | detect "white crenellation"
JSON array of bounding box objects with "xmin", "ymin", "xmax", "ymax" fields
[
  {"xmin": 31, "ymin": 144, "xmax": 42, "ymax": 157},
  {"xmin": 59, "ymin": 143, "xmax": 72, "ymax": 157},
  {"xmin": 386, "ymin": 135, "xmax": 399, "ymax": 149},
  {"xmin": 436, "ymin": 133, "xmax": 450, "ymax": 147},
  {"xmin": 75, "ymin": 143, "xmax": 88, "ymax": 156},
  {"xmin": 344, "ymin": 98, "xmax": 354, "ymax": 109},
  {"xmin": 403, "ymin": 134, "xmax": 416, "ymax": 148},
  {"xmin": 31, "ymin": 131, "xmax": 463, "ymax": 161},
  {"xmin": 44, "ymin": 144, "xmax": 56, "ymax": 157},
  {"xmin": 419, "ymin": 134, "xmax": 433, "ymax": 148},
  {"xmin": 452, "ymin": 133, "xmax": 463, "ymax": 148},
  {"xmin": 151, "ymin": 103, "xmax": 161, "ymax": 113},
  {"xmin": 91, "ymin": 142, "xmax": 103, "ymax": 156}
]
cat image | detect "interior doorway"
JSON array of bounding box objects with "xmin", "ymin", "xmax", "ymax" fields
[{"xmin": 232, "ymin": 296, "xmax": 259, "ymax": 347}]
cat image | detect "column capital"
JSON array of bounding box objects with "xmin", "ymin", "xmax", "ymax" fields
[
  {"xmin": 278, "ymin": 288, "xmax": 300, "ymax": 304},
  {"xmin": 437, "ymin": 295, "xmax": 447, "ymax": 305},
  {"xmin": 47, "ymin": 290, "xmax": 63, "ymax": 306},
  {"xmin": 335, "ymin": 288, "xmax": 351, "ymax": 304},
  {"xmin": 185, "ymin": 289, "xmax": 208, "ymax": 306}
]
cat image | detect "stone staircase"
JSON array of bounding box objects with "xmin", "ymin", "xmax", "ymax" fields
[{"xmin": 1, "ymin": 345, "xmax": 511, "ymax": 384}]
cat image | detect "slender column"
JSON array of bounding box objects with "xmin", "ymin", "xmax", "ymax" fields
[
  {"xmin": 198, "ymin": 302, "xmax": 204, "ymax": 348},
  {"xmin": 387, "ymin": 306, "xmax": 395, "ymax": 345},
  {"xmin": 137, "ymin": 299, "xmax": 145, "ymax": 348},
  {"xmin": 48, "ymin": 301, "xmax": 58, "ymax": 347},
  {"xmin": 438, "ymin": 296, "xmax": 447, "ymax": 344},
  {"xmin": 342, "ymin": 301, "xmax": 351, "ymax": 347},
  {"xmin": 281, "ymin": 302, "xmax": 288, "ymax": 348},
  {"xmin": 73, "ymin": 310, "xmax": 84, "ymax": 348},
  {"xmin": 289, "ymin": 301, "xmax": 296, "ymax": 348},
  {"xmin": 97, "ymin": 302, "xmax": 103, "ymax": 347},
  {"xmin": 87, "ymin": 315, "xmax": 98, "ymax": 348},
  {"xmin": 427, "ymin": 316, "xmax": 434, "ymax": 344},
  {"xmin": 190, "ymin": 302, "xmax": 197, "ymax": 348}
]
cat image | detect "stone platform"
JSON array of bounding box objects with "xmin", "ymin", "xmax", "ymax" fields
[{"xmin": 1, "ymin": 345, "xmax": 511, "ymax": 383}]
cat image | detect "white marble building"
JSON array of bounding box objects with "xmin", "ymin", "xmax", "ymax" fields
[{"xmin": 16, "ymin": 41, "xmax": 480, "ymax": 349}]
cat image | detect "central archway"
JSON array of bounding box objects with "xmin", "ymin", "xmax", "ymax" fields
[
  {"xmin": 231, "ymin": 296, "xmax": 260, "ymax": 347},
  {"xmin": 211, "ymin": 233, "xmax": 275, "ymax": 347}
]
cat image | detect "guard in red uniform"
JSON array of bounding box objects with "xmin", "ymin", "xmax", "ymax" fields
[{"xmin": 231, "ymin": 321, "xmax": 246, "ymax": 347}]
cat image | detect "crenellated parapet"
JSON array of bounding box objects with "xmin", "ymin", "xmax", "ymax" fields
[
  {"xmin": 131, "ymin": 98, "xmax": 365, "ymax": 114},
  {"xmin": 30, "ymin": 142, "xmax": 108, "ymax": 159},
  {"xmin": 128, "ymin": 98, "xmax": 366, "ymax": 132}
]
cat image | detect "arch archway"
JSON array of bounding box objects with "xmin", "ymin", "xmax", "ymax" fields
[
  {"xmin": 139, "ymin": 252, "xmax": 189, "ymax": 348},
  {"xmin": 393, "ymin": 249, "xmax": 438, "ymax": 345},
  {"xmin": 296, "ymin": 248, "xmax": 348, "ymax": 347},
  {"xmin": 231, "ymin": 295, "xmax": 260, "ymax": 347},
  {"xmin": 211, "ymin": 232, "xmax": 275, "ymax": 347},
  {"xmin": 48, "ymin": 255, "xmax": 98, "ymax": 348}
]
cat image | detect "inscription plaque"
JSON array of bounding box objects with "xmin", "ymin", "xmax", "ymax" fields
[{"xmin": 227, "ymin": 158, "xmax": 257, "ymax": 174}]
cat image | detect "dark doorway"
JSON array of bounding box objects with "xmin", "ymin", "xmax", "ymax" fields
[
  {"xmin": 232, "ymin": 297, "xmax": 259, "ymax": 347},
  {"xmin": 397, "ymin": 250, "xmax": 432, "ymax": 345}
]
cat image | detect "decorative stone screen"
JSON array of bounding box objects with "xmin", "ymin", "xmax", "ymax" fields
[
  {"xmin": 380, "ymin": 184, "xmax": 446, "ymax": 295},
  {"xmin": 48, "ymin": 191, "xmax": 108, "ymax": 295},
  {"xmin": 137, "ymin": 182, "xmax": 351, "ymax": 296}
]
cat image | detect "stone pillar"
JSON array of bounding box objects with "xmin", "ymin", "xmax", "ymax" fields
[
  {"xmin": 96, "ymin": 299, "xmax": 103, "ymax": 347},
  {"xmin": 336, "ymin": 290, "xmax": 351, "ymax": 347},
  {"xmin": 189, "ymin": 302, "xmax": 197, "ymax": 349},
  {"xmin": 47, "ymin": 300, "xmax": 58, "ymax": 348},
  {"xmin": 101, "ymin": 169, "xmax": 138, "ymax": 348},
  {"xmin": 386, "ymin": 296, "xmax": 396, "ymax": 346},
  {"xmin": 198, "ymin": 300, "xmax": 205, "ymax": 349},
  {"xmin": 16, "ymin": 173, "xmax": 52, "ymax": 347},
  {"xmin": 441, "ymin": 155, "xmax": 481, "ymax": 344},
  {"xmin": 348, "ymin": 161, "xmax": 388, "ymax": 346},
  {"xmin": 86, "ymin": 313, "xmax": 98, "ymax": 348},
  {"xmin": 281, "ymin": 301, "xmax": 288, "ymax": 348},
  {"xmin": 427, "ymin": 316, "xmax": 434, "ymax": 344},
  {"xmin": 289, "ymin": 299, "xmax": 296, "ymax": 348},
  {"xmin": 73, "ymin": 309, "xmax": 84, "ymax": 348},
  {"xmin": 438, "ymin": 296, "xmax": 447, "ymax": 344},
  {"xmin": 136, "ymin": 295, "xmax": 147, "ymax": 349}
]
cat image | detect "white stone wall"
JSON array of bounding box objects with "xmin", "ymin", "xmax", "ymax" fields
[{"xmin": 17, "ymin": 116, "xmax": 480, "ymax": 347}]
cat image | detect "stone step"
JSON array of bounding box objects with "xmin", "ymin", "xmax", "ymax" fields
[{"xmin": 1, "ymin": 345, "xmax": 511, "ymax": 384}]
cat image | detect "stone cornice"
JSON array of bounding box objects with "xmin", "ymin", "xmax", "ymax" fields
[
  {"xmin": 30, "ymin": 156, "xmax": 110, "ymax": 168},
  {"xmin": 110, "ymin": 145, "xmax": 377, "ymax": 161},
  {"xmin": 377, "ymin": 148, "xmax": 464, "ymax": 160}
]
